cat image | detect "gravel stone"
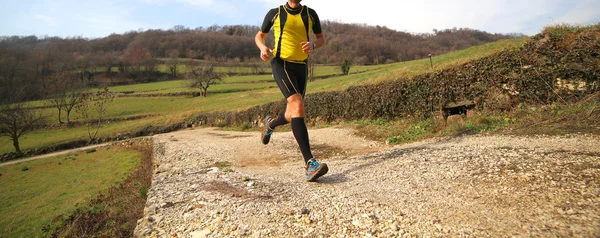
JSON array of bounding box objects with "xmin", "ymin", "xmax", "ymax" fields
[{"xmin": 134, "ymin": 127, "xmax": 600, "ymax": 237}]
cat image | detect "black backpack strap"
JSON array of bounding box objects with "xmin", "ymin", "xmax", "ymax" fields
[
  {"xmin": 301, "ymin": 5, "xmax": 310, "ymax": 41},
  {"xmin": 275, "ymin": 5, "xmax": 287, "ymax": 59}
]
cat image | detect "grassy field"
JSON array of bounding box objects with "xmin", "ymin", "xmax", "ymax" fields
[
  {"xmin": 0, "ymin": 147, "xmax": 141, "ymax": 237},
  {"xmin": 0, "ymin": 38, "xmax": 526, "ymax": 155}
]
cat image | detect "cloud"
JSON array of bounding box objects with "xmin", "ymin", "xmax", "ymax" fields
[
  {"xmin": 553, "ymin": 0, "xmax": 600, "ymax": 24},
  {"xmin": 3, "ymin": 0, "xmax": 599, "ymax": 38},
  {"xmin": 295, "ymin": 0, "xmax": 599, "ymax": 35},
  {"xmin": 140, "ymin": 0, "xmax": 241, "ymax": 19},
  {"xmin": 140, "ymin": 0, "xmax": 214, "ymax": 6},
  {"xmin": 177, "ymin": 0, "xmax": 215, "ymax": 6},
  {"xmin": 307, "ymin": 0, "xmax": 542, "ymax": 34},
  {"xmin": 81, "ymin": 13, "xmax": 165, "ymax": 37},
  {"xmin": 33, "ymin": 14, "xmax": 57, "ymax": 26}
]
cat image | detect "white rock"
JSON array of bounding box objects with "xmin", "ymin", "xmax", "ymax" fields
[{"xmin": 190, "ymin": 229, "xmax": 211, "ymax": 238}]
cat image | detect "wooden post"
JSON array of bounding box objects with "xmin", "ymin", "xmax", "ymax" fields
[{"xmin": 428, "ymin": 54, "xmax": 433, "ymax": 70}]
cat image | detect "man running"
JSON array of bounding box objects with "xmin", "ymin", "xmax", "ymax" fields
[{"xmin": 255, "ymin": 0, "xmax": 328, "ymax": 182}]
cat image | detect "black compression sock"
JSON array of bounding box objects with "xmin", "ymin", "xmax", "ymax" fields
[
  {"xmin": 291, "ymin": 117, "xmax": 313, "ymax": 164},
  {"xmin": 269, "ymin": 111, "xmax": 289, "ymax": 130}
]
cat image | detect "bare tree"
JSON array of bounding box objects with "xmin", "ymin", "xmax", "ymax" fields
[
  {"xmin": 124, "ymin": 45, "xmax": 156, "ymax": 82},
  {"xmin": 166, "ymin": 49, "xmax": 180, "ymax": 77},
  {"xmin": 308, "ymin": 59, "xmax": 316, "ymax": 82},
  {"xmin": 186, "ymin": 64, "xmax": 222, "ymax": 97},
  {"xmin": 340, "ymin": 57, "xmax": 353, "ymax": 75},
  {"xmin": 0, "ymin": 44, "xmax": 37, "ymax": 103},
  {"xmin": 44, "ymin": 71, "xmax": 85, "ymax": 124},
  {"xmin": 0, "ymin": 100, "xmax": 45, "ymax": 154},
  {"xmin": 63, "ymin": 83, "xmax": 86, "ymax": 124},
  {"xmin": 74, "ymin": 87, "xmax": 114, "ymax": 143}
]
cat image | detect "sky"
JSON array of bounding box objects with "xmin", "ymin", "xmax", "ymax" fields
[{"xmin": 0, "ymin": 0, "xmax": 599, "ymax": 39}]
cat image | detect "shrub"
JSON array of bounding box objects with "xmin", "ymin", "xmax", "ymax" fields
[
  {"xmin": 186, "ymin": 25, "xmax": 599, "ymax": 130},
  {"xmin": 542, "ymin": 23, "xmax": 585, "ymax": 37},
  {"xmin": 341, "ymin": 58, "xmax": 352, "ymax": 75}
]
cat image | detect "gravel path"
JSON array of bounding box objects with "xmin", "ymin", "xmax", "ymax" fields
[
  {"xmin": 134, "ymin": 127, "xmax": 600, "ymax": 237},
  {"xmin": 0, "ymin": 143, "xmax": 111, "ymax": 167}
]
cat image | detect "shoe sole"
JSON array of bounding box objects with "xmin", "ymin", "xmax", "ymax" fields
[
  {"xmin": 261, "ymin": 130, "xmax": 271, "ymax": 145},
  {"xmin": 307, "ymin": 163, "xmax": 329, "ymax": 182},
  {"xmin": 261, "ymin": 116, "xmax": 272, "ymax": 145}
]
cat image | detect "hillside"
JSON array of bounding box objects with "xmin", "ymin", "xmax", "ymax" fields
[
  {"xmin": 184, "ymin": 24, "xmax": 600, "ymax": 134},
  {"xmin": 0, "ymin": 22, "xmax": 515, "ymax": 102}
]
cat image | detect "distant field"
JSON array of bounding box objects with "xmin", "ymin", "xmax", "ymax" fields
[
  {"xmin": 0, "ymin": 147, "xmax": 140, "ymax": 238},
  {"xmin": 0, "ymin": 38, "xmax": 526, "ymax": 155}
]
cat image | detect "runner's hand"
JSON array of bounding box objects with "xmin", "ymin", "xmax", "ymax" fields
[
  {"xmin": 301, "ymin": 41, "xmax": 314, "ymax": 54},
  {"xmin": 260, "ymin": 48, "xmax": 273, "ymax": 61}
]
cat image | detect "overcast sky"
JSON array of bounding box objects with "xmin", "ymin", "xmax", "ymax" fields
[{"xmin": 1, "ymin": 0, "xmax": 598, "ymax": 38}]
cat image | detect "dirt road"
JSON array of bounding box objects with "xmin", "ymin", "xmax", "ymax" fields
[
  {"xmin": 135, "ymin": 127, "xmax": 600, "ymax": 237},
  {"xmin": 0, "ymin": 143, "xmax": 111, "ymax": 167}
]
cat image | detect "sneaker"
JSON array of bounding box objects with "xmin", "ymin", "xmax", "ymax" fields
[
  {"xmin": 261, "ymin": 116, "xmax": 273, "ymax": 145},
  {"xmin": 305, "ymin": 158, "xmax": 328, "ymax": 182}
]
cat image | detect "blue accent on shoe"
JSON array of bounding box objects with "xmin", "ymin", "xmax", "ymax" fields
[
  {"xmin": 264, "ymin": 116, "xmax": 273, "ymax": 130},
  {"xmin": 261, "ymin": 116, "xmax": 273, "ymax": 145},
  {"xmin": 305, "ymin": 159, "xmax": 328, "ymax": 182}
]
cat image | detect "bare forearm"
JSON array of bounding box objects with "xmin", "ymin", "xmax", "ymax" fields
[
  {"xmin": 255, "ymin": 31, "xmax": 272, "ymax": 61},
  {"xmin": 313, "ymin": 33, "xmax": 325, "ymax": 49},
  {"xmin": 255, "ymin": 31, "xmax": 268, "ymax": 51}
]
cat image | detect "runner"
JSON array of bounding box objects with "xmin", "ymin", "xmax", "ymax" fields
[{"xmin": 254, "ymin": 0, "xmax": 328, "ymax": 182}]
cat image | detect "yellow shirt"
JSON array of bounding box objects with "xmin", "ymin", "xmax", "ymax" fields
[{"xmin": 272, "ymin": 5, "xmax": 313, "ymax": 63}]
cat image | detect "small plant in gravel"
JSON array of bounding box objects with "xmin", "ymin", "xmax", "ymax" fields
[
  {"xmin": 222, "ymin": 168, "xmax": 234, "ymax": 173},
  {"xmin": 355, "ymin": 119, "xmax": 394, "ymax": 126},
  {"xmin": 136, "ymin": 181, "xmax": 148, "ymax": 198},
  {"xmin": 212, "ymin": 161, "xmax": 231, "ymax": 170},
  {"xmin": 387, "ymin": 120, "xmax": 434, "ymax": 144}
]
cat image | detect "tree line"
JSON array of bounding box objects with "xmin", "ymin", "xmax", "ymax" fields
[{"xmin": 0, "ymin": 21, "xmax": 522, "ymax": 102}]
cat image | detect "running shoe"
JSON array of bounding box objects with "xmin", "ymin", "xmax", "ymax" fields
[
  {"xmin": 261, "ymin": 116, "xmax": 273, "ymax": 145},
  {"xmin": 305, "ymin": 158, "xmax": 328, "ymax": 182}
]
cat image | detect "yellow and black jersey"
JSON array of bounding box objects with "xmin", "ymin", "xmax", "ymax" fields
[{"xmin": 260, "ymin": 3, "xmax": 322, "ymax": 63}]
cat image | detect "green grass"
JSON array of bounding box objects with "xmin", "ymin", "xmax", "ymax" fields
[
  {"xmin": 147, "ymin": 82, "xmax": 274, "ymax": 94},
  {"xmin": 372, "ymin": 38, "xmax": 526, "ymax": 83},
  {"xmin": 0, "ymin": 147, "xmax": 140, "ymax": 238},
  {"xmin": 28, "ymin": 96, "xmax": 199, "ymax": 127},
  {"xmin": 541, "ymin": 23, "xmax": 600, "ymax": 37},
  {"xmin": 0, "ymin": 91, "xmax": 280, "ymax": 154},
  {"xmin": 157, "ymin": 64, "xmax": 269, "ymax": 75},
  {"xmin": 221, "ymin": 75, "xmax": 272, "ymax": 83},
  {"xmin": 108, "ymin": 80, "xmax": 187, "ymax": 93},
  {"xmin": 348, "ymin": 114, "xmax": 514, "ymax": 145},
  {"xmin": 386, "ymin": 120, "xmax": 435, "ymax": 144},
  {"xmin": 347, "ymin": 92, "xmax": 599, "ymax": 145}
]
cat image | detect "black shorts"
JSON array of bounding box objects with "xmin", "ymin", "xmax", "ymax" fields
[{"xmin": 271, "ymin": 57, "xmax": 308, "ymax": 98}]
